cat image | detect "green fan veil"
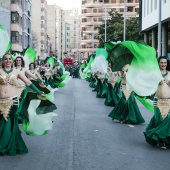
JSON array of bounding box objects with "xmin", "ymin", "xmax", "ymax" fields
[
  {"xmin": 24, "ymin": 47, "xmax": 37, "ymax": 69},
  {"xmin": 91, "ymin": 48, "xmax": 108, "ymax": 73},
  {"xmin": 0, "ymin": 25, "xmax": 10, "ymax": 58},
  {"xmin": 119, "ymin": 41, "xmax": 162, "ymax": 96}
]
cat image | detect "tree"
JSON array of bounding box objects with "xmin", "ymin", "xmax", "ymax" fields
[
  {"xmin": 95, "ymin": 10, "xmax": 142, "ymax": 47},
  {"xmin": 126, "ymin": 17, "xmax": 143, "ymax": 41}
]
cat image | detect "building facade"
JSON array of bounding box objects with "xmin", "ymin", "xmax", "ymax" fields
[
  {"xmin": 0, "ymin": 0, "xmax": 32, "ymax": 54},
  {"xmin": 32, "ymin": 0, "xmax": 48, "ymax": 60},
  {"xmin": 139, "ymin": 0, "xmax": 170, "ymax": 56},
  {"xmin": 81, "ymin": 0, "xmax": 139, "ymax": 58},
  {"xmin": 47, "ymin": 4, "xmax": 57, "ymax": 56},
  {"xmin": 22, "ymin": 0, "xmax": 32, "ymax": 52}
]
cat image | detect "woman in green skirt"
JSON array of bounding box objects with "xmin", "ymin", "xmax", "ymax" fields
[
  {"xmin": 0, "ymin": 53, "xmax": 45, "ymax": 155},
  {"xmin": 144, "ymin": 56, "xmax": 170, "ymax": 149},
  {"xmin": 108, "ymin": 64, "xmax": 145, "ymax": 124},
  {"xmin": 104, "ymin": 67, "xmax": 121, "ymax": 106}
]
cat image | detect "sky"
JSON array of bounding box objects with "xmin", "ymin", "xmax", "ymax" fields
[{"xmin": 47, "ymin": 0, "xmax": 81, "ymax": 13}]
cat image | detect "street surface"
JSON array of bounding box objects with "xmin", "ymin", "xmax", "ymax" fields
[{"xmin": 0, "ymin": 79, "xmax": 170, "ymax": 170}]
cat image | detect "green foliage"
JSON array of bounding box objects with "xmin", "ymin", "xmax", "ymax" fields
[{"xmin": 95, "ymin": 10, "xmax": 142, "ymax": 47}]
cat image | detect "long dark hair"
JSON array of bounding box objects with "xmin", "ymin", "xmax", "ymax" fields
[
  {"xmin": 29, "ymin": 62, "xmax": 36, "ymax": 70},
  {"xmin": 158, "ymin": 56, "xmax": 170, "ymax": 71},
  {"xmin": 14, "ymin": 56, "xmax": 25, "ymax": 67}
]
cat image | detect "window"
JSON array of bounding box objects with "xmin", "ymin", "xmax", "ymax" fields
[
  {"xmin": 11, "ymin": 31, "xmax": 19, "ymax": 43},
  {"xmin": 41, "ymin": 28, "xmax": 45, "ymax": 32},
  {"xmin": 11, "ymin": 12, "xmax": 19, "ymax": 23},
  {"xmin": 127, "ymin": 7, "xmax": 133, "ymax": 12},
  {"xmin": 128, "ymin": 0, "xmax": 133, "ymax": 3},
  {"xmin": 98, "ymin": 17, "xmax": 102, "ymax": 22},
  {"xmin": 98, "ymin": 8, "xmax": 103, "ymax": 13}
]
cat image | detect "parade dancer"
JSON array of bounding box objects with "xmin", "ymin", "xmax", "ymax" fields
[
  {"xmin": 0, "ymin": 53, "xmax": 45, "ymax": 155},
  {"xmin": 44, "ymin": 63, "xmax": 54, "ymax": 87},
  {"xmin": 144, "ymin": 56, "xmax": 170, "ymax": 149},
  {"xmin": 104, "ymin": 67, "xmax": 121, "ymax": 106},
  {"xmin": 108, "ymin": 64, "xmax": 145, "ymax": 124}
]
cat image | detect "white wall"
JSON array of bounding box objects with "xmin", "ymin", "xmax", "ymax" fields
[{"xmin": 142, "ymin": 0, "xmax": 170, "ymax": 31}]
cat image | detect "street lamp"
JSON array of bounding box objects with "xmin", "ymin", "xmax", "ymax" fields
[
  {"xmin": 123, "ymin": 0, "xmax": 126, "ymax": 41},
  {"xmin": 158, "ymin": 0, "xmax": 162, "ymax": 57},
  {"xmin": 100, "ymin": 0, "xmax": 107, "ymax": 42},
  {"xmin": 104, "ymin": 5, "xmax": 107, "ymax": 42},
  {"xmin": 92, "ymin": 19, "xmax": 94, "ymax": 54}
]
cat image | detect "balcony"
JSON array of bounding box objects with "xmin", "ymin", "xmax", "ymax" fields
[
  {"xmin": 79, "ymin": 48, "xmax": 96, "ymax": 53},
  {"xmin": 81, "ymin": 12, "xmax": 103, "ymax": 17},
  {"xmin": 12, "ymin": 44, "xmax": 22, "ymax": 52},
  {"xmin": 81, "ymin": 21, "xmax": 102, "ymax": 26},
  {"xmin": 11, "ymin": 24, "xmax": 22, "ymax": 34},
  {"xmin": 11, "ymin": 3, "xmax": 22, "ymax": 16},
  {"xmin": 81, "ymin": 39, "xmax": 99, "ymax": 43}
]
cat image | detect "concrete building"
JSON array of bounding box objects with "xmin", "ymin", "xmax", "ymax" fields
[
  {"xmin": 0, "ymin": 0, "xmax": 11, "ymax": 35},
  {"xmin": 0, "ymin": 0, "xmax": 32, "ymax": 53},
  {"xmin": 63, "ymin": 22, "xmax": 71, "ymax": 53},
  {"xmin": 62, "ymin": 8, "xmax": 81, "ymax": 60},
  {"xmin": 47, "ymin": 4, "xmax": 57, "ymax": 56},
  {"xmin": 139, "ymin": 0, "xmax": 170, "ymax": 57},
  {"xmin": 32, "ymin": 0, "xmax": 48, "ymax": 60},
  {"xmin": 22, "ymin": 0, "xmax": 32, "ymax": 52},
  {"xmin": 81, "ymin": 0, "xmax": 139, "ymax": 58}
]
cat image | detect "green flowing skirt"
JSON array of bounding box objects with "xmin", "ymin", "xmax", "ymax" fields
[
  {"xmin": 89, "ymin": 77, "xmax": 96, "ymax": 88},
  {"xmin": 144, "ymin": 102, "xmax": 170, "ymax": 147},
  {"xmin": 96, "ymin": 79, "xmax": 107, "ymax": 98},
  {"xmin": 44, "ymin": 77, "xmax": 57, "ymax": 88},
  {"xmin": 92, "ymin": 77, "xmax": 98, "ymax": 92},
  {"xmin": 16, "ymin": 88, "xmax": 28, "ymax": 123},
  {"xmin": 0, "ymin": 97, "xmax": 28, "ymax": 156},
  {"xmin": 108, "ymin": 92, "xmax": 145, "ymax": 124},
  {"xmin": 104, "ymin": 82, "xmax": 122, "ymax": 106}
]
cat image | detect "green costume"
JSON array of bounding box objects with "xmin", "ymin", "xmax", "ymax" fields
[
  {"xmin": 144, "ymin": 97, "xmax": 170, "ymax": 147},
  {"xmin": 108, "ymin": 84, "xmax": 145, "ymax": 124},
  {"xmin": 104, "ymin": 82, "xmax": 121, "ymax": 106},
  {"xmin": 0, "ymin": 97, "xmax": 28, "ymax": 155}
]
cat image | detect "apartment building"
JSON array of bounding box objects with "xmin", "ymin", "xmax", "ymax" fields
[
  {"xmin": 62, "ymin": 8, "xmax": 81, "ymax": 60},
  {"xmin": 32, "ymin": 0, "xmax": 48, "ymax": 60},
  {"xmin": 139, "ymin": 0, "xmax": 170, "ymax": 56},
  {"xmin": 47, "ymin": 4, "xmax": 57, "ymax": 56},
  {"xmin": 81, "ymin": 0, "xmax": 139, "ymax": 58},
  {"xmin": 0, "ymin": 0, "xmax": 32, "ymax": 53},
  {"xmin": 22, "ymin": 0, "xmax": 32, "ymax": 51}
]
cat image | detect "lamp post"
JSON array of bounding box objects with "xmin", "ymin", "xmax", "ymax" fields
[
  {"xmin": 104, "ymin": 5, "xmax": 107, "ymax": 42},
  {"xmin": 99, "ymin": 0, "xmax": 107, "ymax": 42},
  {"xmin": 158, "ymin": 0, "xmax": 162, "ymax": 58},
  {"xmin": 91, "ymin": 19, "xmax": 95, "ymax": 54},
  {"xmin": 123, "ymin": 0, "xmax": 126, "ymax": 41}
]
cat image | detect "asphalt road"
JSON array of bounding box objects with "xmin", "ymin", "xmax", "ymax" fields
[{"xmin": 0, "ymin": 79, "xmax": 170, "ymax": 170}]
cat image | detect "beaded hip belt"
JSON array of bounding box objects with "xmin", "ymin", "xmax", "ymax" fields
[
  {"xmin": 155, "ymin": 98, "xmax": 170, "ymax": 120},
  {"xmin": 121, "ymin": 85, "xmax": 132, "ymax": 100},
  {"xmin": 0, "ymin": 98, "xmax": 13, "ymax": 121}
]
